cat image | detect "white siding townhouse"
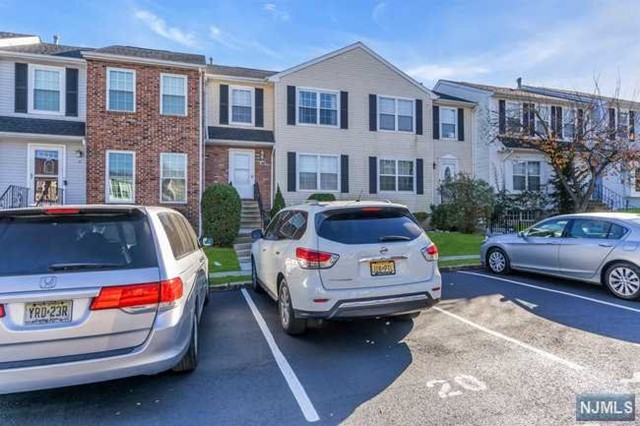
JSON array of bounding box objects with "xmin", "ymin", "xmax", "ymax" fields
[{"xmin": 0, "ymin": 32, "xmax": 87, "ymax": 208}]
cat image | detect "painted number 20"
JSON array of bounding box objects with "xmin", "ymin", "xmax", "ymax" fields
[{"xmin": 427, "ymin": 374, "xmax": 487, "ymax": 398}]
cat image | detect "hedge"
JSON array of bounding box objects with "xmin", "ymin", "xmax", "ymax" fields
[{"xmin": 201, "ymin": 183, "xmax": 242, "ymax": 247}]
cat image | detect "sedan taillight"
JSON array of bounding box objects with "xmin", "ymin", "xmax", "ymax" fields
[
  {"xmin": 90, "ymin": 278, "xmax": 183, "ymax": 311},
  {"xmin": 296, "ymin": 247, "xmax": 340, "ymax": 269},
  {"xmin": 422, "ymin": 243, "xmax": 439, "ymax": 261}
]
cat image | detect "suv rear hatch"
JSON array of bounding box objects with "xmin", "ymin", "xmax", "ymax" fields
[
  {"xmin": 0, "ymin": 207, "xmax": 161, "ymax": 366},
  {"xmin": 316, "ymin": 206, "xmax": 435, "ymax": 290}
]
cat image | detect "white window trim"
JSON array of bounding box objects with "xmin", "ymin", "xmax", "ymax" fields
[
  {"xmin": 378, "ymin": 158, "xmax": 416, "ymax": 193},
  {"xmin": 106, "ymin": 67, "xmax": 136, "ymax": 113},
  {"xmin": 28, "ymin": 64, "xmax": 65, "ymax": 115},
  {"xmin": 160, "ymin": 73, "xmax": 188, "ymax": 117},
  {"xmin": 377, "ymin": 95, "xmax": 415, "ymax": 134},
  {"xmin": 439, "ymin": 106, "xmax": 458, "ymax": 140},
  {"xmin": 228, "ymin": 85, "xmax": 254, "ymax": 125},
  {"xmin": 160, "ymin": 153, "xmax": 188, "ymax": 204},
  {"xmin": 512, "ymin": 160, "xmax": 541, "ymax": 193},
  {"xmin": 296, "ymin": 152, "xmax": 340, "ymax": 193},
  {"xmin": 105, "ymin": 150, "xmax": 136, "ymax": 204},
  {"xmin": 295, "ymin": 87, "xmax": 340, "ymax": 128}
]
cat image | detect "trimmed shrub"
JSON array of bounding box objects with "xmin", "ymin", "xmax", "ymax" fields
[
  {"xmin": 270, "ymin": 184, "xmax": 286, "ymax": 218},
  {"xmin": 307, "ymin": 193, "xmax": 336, "ymax": 202},
  {"xmin": 201, "ymin": 183, "xmax": 241, "ymax": 247},
  {"xmin": 412, "ymin": 211, "xmax": 429, "ymax": 228},
  {"xmin": 429, "ymin": 204, "xmax": 459, "ymax": 231}
]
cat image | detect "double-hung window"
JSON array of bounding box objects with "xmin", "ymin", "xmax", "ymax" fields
[
  {"xmin": 297, "ymin": 89, "xmax": 338, "ymax": 126},
  {"xmin": 161, "ymin": 74, "xmax": 187, "ymax": 116},
  {"xmin": 298, "ymin": 154, "xmax": 339, "ymax": 191},
  {"xmin": 230, "ymin": 86, "xmax": 253, "ymax": 124},
  {"xmin": 30, "ymin": 66, "xmax": 63, "ymax": 113},
  {"xmin": 379, "ymin": 159, "xmax": 415, "ymax": 192},
  {"xmin": 564, "ymin": 108, "xmax": 576, "ymax": 140},
  {"xmin": 513, "ymin": 161, "xmax": 541, "ymax": 191},
  {"xmin": 378, "ymin": 97, "xmax": 414, "ymax": 132},
  {"xmin": 160, "ymin": 153, "xmax": 187, "ymax": 203},
  {"xmin": 107, "ymin": 151, "xmax": 135, "ymax": 203},
  {"xmin": 440, "ymin": 107, "xmax": 457, "ymax": 139},
  {"xmin": 107, "ymin": 68, "xmax": 135, "ymax": 112}
]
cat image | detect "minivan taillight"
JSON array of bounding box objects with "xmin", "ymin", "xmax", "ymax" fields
[
  {"xmin": 90, "ymin": 278, "xmax": 183, "ymax": 311},
  {"xmin": 422, "ymin": 243, "xmax": 439, "ymax": 261},
  {"xmin": 296, "ymin": 247, "xmax": 340, "ymax": 269}
]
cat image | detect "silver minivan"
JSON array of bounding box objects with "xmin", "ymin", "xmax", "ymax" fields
[{"xmin": 0, "ymin": 205, "xmax": 210, "ymax": 394}]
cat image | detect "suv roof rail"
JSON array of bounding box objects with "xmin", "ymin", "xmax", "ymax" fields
[{"xmin": 304, "ymin": 199, "xmax": 320, "ymax": 206}]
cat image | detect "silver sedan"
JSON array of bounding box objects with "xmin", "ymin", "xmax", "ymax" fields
[{"xmin": 481, "ymin": 212, "xmax": 640, "ymax": 300}]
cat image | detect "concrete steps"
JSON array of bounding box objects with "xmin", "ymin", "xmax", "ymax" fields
[{"xmin": 234, "ymin": 199, "xmax": 265, "ymax": 271}]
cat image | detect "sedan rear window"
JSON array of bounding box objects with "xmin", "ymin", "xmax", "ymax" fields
[
  {"xmin": 0, "ymin": 210, "xmax": 158, "ymax": 277},
  {"xmin": 316, "ymin": 208, "xmax": 423, "ymax": 244}
]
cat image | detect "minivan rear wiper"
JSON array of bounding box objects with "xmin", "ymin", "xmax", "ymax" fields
[
  {"xmin": 379, "ymin": 235, "xmax": 411, "ymax": 242},
  {"xmin": 48, "ymin": 262, "xmax": 124, "ymax": 272}
]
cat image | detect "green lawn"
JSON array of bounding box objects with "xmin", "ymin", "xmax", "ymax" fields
[
  {"xmin": 438, "ymin": 258, "xmax": 482, "ymax": 268},
  {"xmin": 205, "ymin": 247, "xmax": 240, "ymax": 273},
  {"xmin": 210, "ymin": 275, "xmax": 251, "ymax": 286},
  {"xmin": 427, "ymin": 232, "xmax": 484, "ymax": 257}
]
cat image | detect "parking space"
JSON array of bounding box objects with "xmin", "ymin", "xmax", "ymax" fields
[{"xmin": 2, "ymin": 271, "xmax": 639, "ymax": 425}]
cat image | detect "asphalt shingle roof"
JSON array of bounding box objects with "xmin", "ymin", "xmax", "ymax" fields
[
  {"xmin": 0, "ymin": 116, "xmax": 85, "ymax": 137},
  {"xmin": 433, "ymin": 90, "xmax": 475, "ymax": 103},
  {"xmin": 0, "ymin": 43, "xmax": 89, "ymax": 58},
  {"xmin": 0, "ymin": 31, "xmax": 35, "ymax": 39},
  {"xmin": 206, "ymin": 64, "xmax": 277, "ymax": 79},
  {"xmin": 92, "ymin": 45, "xmax": 206, "ymax": 65},
  {"xmin": 208, "ymin": 126, "xmax": 275, "ymax": 143}
]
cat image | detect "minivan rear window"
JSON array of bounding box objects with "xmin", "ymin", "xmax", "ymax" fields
[
  {"xmin": 0, "ymin": 210, "xmax": 158, "ymax": 277},
  {"xmin": 316, "ymin": 208, "xmax": 423, "ymax": 244}
]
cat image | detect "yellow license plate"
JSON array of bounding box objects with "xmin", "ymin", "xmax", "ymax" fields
[
  {"xmin": 370, "ymin": 260, "xmax": 396, "ymax": 276},
  {"xmin": 24, "ymin": 300, "xmax": 73, "ymax": 325}
]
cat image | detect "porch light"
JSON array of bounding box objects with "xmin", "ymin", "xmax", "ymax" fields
[{"xmin": 75, "ymin": 149, "xmax": 84, "ymax": 158}]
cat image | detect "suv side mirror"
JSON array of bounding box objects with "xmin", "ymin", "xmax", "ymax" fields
[
  {"xmin": 200, "ymin": 237, "xmax": 214, "ymax": 248},
  {"xmin": 251, "ymin": 229, "xmax": 264, "ymax": 241}
]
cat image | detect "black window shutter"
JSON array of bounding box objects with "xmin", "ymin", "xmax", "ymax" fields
[
  {"xmin": 287, "ymin": 85, "xmax": 296, "ymax": 125},
  {"xmin": 14, "ymin": 63, "xmax": 28, "ymax": 113},
  {"xmin": 522, "ymin": 103, "xmax": 530, "ymax": 134},
  {"xmin": 369, "ymin": 94, "xmax": 377, "ymax": 131},
  {"xmin": 369, "ymin": 157, "xmax": 377, "ymax": 194},
  {"xmin": 287, "ymin": 152, "xmax": 297, "ymax": 192},
  {"xmin": 340, "ymin": 91, "xmax": 348, "ymax": 129},
  {"xmin": 550, "ymin": 106, "xmax": 557, "ymax": 137},
  {"xmin": 255, "ymin": 88, "xmax": 264, "ymax": 128},
  {"xmin": 608, "ymin": 108, "xmax": 616, "ymax": 139},
  {"xmin": 65, "ymin": 68, "xmax": 79, "ymax": 117},
  {"xmin": 340, "ymin": 155, "xmax": 349, "ymax": 193},
  {"xmin": 432, "ymin": 105, "xmax": 440, "ymax": 139},
  {"xmin": 630, "ymin": 111, "xmax": 636, "ymax": 140},
  {"xmin": 416, "ymin": 159, "xmax": 424, "ymax": 194},
  {"xmin": 498, "ymin": 100, "xmax": 506, "ymax": 135},
  {"xmin": 219, "ymin": 84, "xmax": 229, "ymax": 124},
  {"xmin": 556, "ymin": 106, "xmax": 563, "ymax": 139},
  {"xmin": 415, "ymin": 99, "xmax": 423, "ymax": 135},
  {"xmin": 577, "ymin": 108, "xmax": 584, "ymax": 139},
  {"xmin": 457, "ymin": 108, "xmax": 464, "ymax": 141}
]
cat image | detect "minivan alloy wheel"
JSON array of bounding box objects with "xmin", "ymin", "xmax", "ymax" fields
[
  {"xmin": 488, "ymin": 251, "xmax": 506, "ymax": 273},
  {"xmin": 608, "ymin": 266, "xmax": 640, "ymax": 297}
]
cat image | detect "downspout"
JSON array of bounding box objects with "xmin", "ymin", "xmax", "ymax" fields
[{"xmin": 198, "ymin": 69, "xmax": 204, "ymax": 236}]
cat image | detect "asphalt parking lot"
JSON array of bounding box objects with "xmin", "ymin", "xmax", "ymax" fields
[{"xmin": 2, "ymin": 270, "xmax": 640, "ymax": 425}]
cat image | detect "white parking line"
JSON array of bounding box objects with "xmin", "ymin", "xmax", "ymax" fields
[
  {"xmin": 433, "ymin": 307, "xmax": 584, "ymax": 371},
  {"xmin": 459, "ymin": 271, "xmax": 640, "ymax": 314},
  {"xmin": 241, "ymin": 289, "xmax": 320, "ymax": 423}
]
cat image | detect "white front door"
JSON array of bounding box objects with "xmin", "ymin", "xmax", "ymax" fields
[
  {"xmin": 439, "ymin": 157, "xmax": 458, "ymax": 181},
  {"xmin": 27, "ymin": 145, "xmax": 65, "ymax": 205},
  {"xmin": 230, "ymin": 150, "xmax": 255, "ymax": 199}
]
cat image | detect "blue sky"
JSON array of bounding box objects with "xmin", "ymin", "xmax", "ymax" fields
[{"xmin": 2, "ymin": 0, "xmax": 639, "ymax": 98}]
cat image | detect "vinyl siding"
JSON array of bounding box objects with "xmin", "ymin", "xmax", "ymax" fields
[
  {"xmin": 273, "ymin": 46, "xmax": 434, "ymax": 212},
  {"xmin": 0, "ymin": 58, "xmax": 87, "ymax": 120},
  {"xmin": 205, "ymin": 77, "xmax": 274, "ymax": 131}
]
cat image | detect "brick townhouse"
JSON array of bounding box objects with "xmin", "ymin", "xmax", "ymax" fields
[{"xmin": 83, "ymin": 46, "xmax": 206, "ymax": 228}]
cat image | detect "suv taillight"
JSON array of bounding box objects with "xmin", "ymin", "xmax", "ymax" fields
[
  {"xmin": 0, "ymin": 304, "xmax": 5, "ymax": 318},
  {"xmin": 296, "ymin": 247, "xmax": 340, "ymax": 269},
  {"xmin": 422, "ymin": 243, "xmax": 439, "ymax": 261},
  {"xmin": 90, "ymin": 278, "xmax": 183, "ymax": 311}
]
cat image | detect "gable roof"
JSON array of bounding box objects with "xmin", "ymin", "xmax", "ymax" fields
[
  {"xmin": 86, "ymin": 45, "xmax": 206, "ymax": 66},
  {"xmin": 0, "ymin": 42, "xmax": 89, "ymax": 58},
  {"xmin": 206, "ymin": 64, "xmax": 277, "ymax": 79},
  {"xmin": 268, "ymin": 42, "xmax": 436, "ymax": 98}
]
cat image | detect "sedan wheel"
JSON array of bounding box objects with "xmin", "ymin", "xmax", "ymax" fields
[
  {"xmin": 487, "ymin": 248, "xmax": 510, "ymax": 274},
  {"xmin": 605, "ymin": 263, "xmax": 640, "ymax": 300}
]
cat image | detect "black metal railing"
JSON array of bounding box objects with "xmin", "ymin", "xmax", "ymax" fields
[
  {"xmin": 488, "ymin": 209, "xmax": 551, "ymax": 235},
  {"xmin": 35, "ymin": 187, "xmax": 64, "ymax": 206},
  {"xmin": 0, "ymin": 185, "xmax": 30, "ymax": 210},
  {"xmin": 591, "ymin": 182, "xmax": 627, "ymax": 210},
  {"xmin": 253, "ymin": 182, "xmax": 270, "ymax": 229}
]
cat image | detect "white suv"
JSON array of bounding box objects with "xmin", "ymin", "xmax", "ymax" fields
[{"xmin": 250, "ymin": 201, "xmax": 441, "ymax": 335}]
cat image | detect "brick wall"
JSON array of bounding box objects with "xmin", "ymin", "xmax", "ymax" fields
[
  {"xmin": 85, "ymin": 59, "xmax": 202, "ymax": 228},
  {"xmin": 204, "ymin": 144, "xmax": 272, "ymax": 209}
]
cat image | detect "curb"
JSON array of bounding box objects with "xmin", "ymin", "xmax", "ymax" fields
[
  {"xmin": 439, "ymin": 264, "xmax": 484, "ymax": 273},
  {"xmin": 209, "ymin": 281, "xmax": 251, "ymax": 292}
]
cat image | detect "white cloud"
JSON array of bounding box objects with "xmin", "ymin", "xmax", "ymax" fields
[
  {"xmin": 263, "ymin": 3, "xmax": 290, "ymax": 22},
  {"xmin": 209, "ymin": 25, "xmax": 282, "ymax": 59},
  {"xmin": 372, "ymin": 2, "xmax": 387, "ymax": 26},
  {"xmin": 134, "ymin": 9, "xmax": 197, "ymax": 48}
]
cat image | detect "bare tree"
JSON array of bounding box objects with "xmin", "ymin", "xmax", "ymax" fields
[{"xmin": 488, "ymin": 81, "xmax": 640, "ymax": 212}]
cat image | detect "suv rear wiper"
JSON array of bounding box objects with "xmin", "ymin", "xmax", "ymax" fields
[
  {"xmin": 48, "ymin": 263, "xmax": 124, "ymax": 272},
  {"xmin": 379, "ymin": 235, "xmax": 411, "ymax": 242}
]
